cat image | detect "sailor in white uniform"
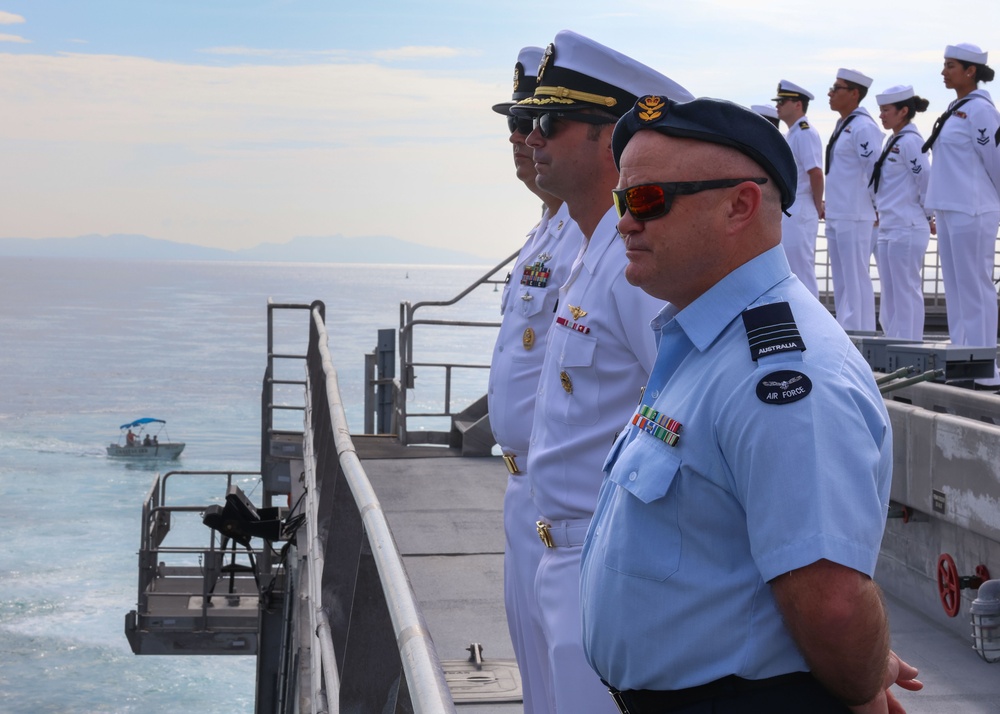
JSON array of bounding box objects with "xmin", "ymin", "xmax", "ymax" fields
[
  {"xmin": 510, "ymin": 30, "xmax": 692, "ymax": 713},
  {"xmin": 871, "ymin": 85, "xmax": 932, "ymax": 340},
  {"xmin": 925, "ymin": 43, "xmax": 1000, "ymax": 387},
  {"xmin": 775, "ymin": 80, "xmax": 823, "ymax": 296},
  {"xmin": 489, "ymin": 46, "xmax": 584, "ymax": 714},
  {"xmin": 825, "ymin": 68, "xmax": 883, "ymax": 332}
]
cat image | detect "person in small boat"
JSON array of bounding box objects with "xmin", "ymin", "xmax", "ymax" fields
[
  {"xmin": 126, "ymin": 429, "xmax": 135, "ymax": 445},
  {"xmin": 153, "ymin": 435, "xmax": 158, "ymax": 445},
  {"xmin": 143, "ymin": 434, "xmax": 152, "ymax": 446}
]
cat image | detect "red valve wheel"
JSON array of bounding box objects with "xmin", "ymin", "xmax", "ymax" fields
[{"xmin": 937, "ymin": 553, "xmax": 961, "ymax": 618}]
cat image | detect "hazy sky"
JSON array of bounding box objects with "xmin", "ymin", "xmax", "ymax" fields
[{"xmin": 0, "ymin": 1, "xmax": 992, "ymax": 259}]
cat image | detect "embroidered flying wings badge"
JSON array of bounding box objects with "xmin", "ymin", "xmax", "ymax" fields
[{"xmin": 756, "ymin": 370, "xmax": 812, "ymax": 405}]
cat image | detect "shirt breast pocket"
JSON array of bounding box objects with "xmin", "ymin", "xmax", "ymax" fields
[
  {"xmin": 514, "ymin": 286, "xmax": 549, "ymax": 319},
  {"xmin": 546, "ymin": 327, "xmax": 599, "ymax": 425},
  {"xmin": 602, "ymin": 439, "xmax": 682, "ymax": 581}
]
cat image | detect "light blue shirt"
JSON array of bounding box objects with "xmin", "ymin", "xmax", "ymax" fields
[{"xmin": 580, "ymin": 246, "xmax": 891, "ymax": 691}]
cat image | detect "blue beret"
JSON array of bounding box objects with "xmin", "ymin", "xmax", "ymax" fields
[{"xmin": 612, "ymin": 96, "xmax": 797, "ymax": 211}]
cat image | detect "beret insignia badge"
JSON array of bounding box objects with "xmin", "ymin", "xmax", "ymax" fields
[
  {"xmin": 537, "ymin": 43, "xmax": 554, "ymax": 83},
  {"xmin": 637, "ymin": 95, "xmax": 665, "ymax": 122}
]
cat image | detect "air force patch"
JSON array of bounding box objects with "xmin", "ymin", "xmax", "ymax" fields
[{"xmin": 757, "ymin": 370, "xmax": 812, "ymax": 404}]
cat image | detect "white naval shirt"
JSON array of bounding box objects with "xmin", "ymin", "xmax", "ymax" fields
[
  {"xmin": 825, "ymin": 107, "xmax": 882, "ymax": 220},
  {"xmin": 926, "ymin": 89, "xmax": 1000, "ymax": 215},
  {"xmin": 527, "ymin": 208, "xmax": 663, "ymax": 522},
  {"xmin": 873, "ymin": 125, "xmax": 931, "ymax": 228},
  {"xmin": 489, "ymin": 202, "xmax": 582, "ymax": 454},
  {"xmin": 785, "ymin": 115, "xmax": 823, "ymax": 201}
]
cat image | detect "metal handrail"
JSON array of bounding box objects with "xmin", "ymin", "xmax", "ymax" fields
[
  {"xmin": 304, "ymin": 304, "xmax": 456, "ymax": 713},
  {"xmin": 395, "ymin": 251, "xmax": 517, "ymax": 443}
]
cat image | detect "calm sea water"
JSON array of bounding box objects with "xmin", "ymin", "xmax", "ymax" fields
[{"xmin": 0, "ymin": 257, "xmax": 502, "ymax": 713}]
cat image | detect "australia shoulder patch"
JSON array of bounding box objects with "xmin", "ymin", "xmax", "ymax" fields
[
  {"xmin": 756, "ymin": 370, "xmax": 812, "ymax": 405},
  {"xmin": 741, "ymin": 302, "xmax": 806, "ymax": 361}
]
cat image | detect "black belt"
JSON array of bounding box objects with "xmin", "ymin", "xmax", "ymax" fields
[{"xmin": 606, "ymin": 672, "xmax": 814, "ymax": 713}]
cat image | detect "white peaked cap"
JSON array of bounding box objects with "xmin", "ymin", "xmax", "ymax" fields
[
  {"xmin": 876, "ymin": 85, "xmax": 914, "ymax": 105},
  {"xmin": 751, "ymin": 104, "xmax": 778, "ymax": 119},
  {"xmin": 773, "ymin": 80, "xmax": 814, "ymax": 101},
  {"xmin": 837, "ymin": 68, "xmax": 873, "ymax": 88},
  {"xmin": 945, "ymin": 43, "xmax": 988, "ymax": 64}
]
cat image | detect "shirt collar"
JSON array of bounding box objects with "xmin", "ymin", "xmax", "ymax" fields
[{"xmin": 652, "ymin": 246, "xmax": 792, "ymax": 352}]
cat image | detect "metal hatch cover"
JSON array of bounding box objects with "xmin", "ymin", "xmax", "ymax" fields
[{"xmin": 440, "ymin": 643, "xmax": 522, "ymax": 703}]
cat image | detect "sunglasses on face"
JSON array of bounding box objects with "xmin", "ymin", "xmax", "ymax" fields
[
  {"xmin": 507, "ymin": 114, "xmax": 535, "ymax": 135},
  {"xmin": 524, "ymin": 111, "xmax": 617, "ymax": 138},
  {"xmin": 613, "ymin": 178, "xmax": 769, "ymax": 222}
]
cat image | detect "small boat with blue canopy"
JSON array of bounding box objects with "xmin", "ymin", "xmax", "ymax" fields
[{"xmin": 107, "ymin": 418, "xmax": 185, "ymax": 459}]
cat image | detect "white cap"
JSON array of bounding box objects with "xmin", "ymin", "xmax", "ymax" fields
[
  {"xmin": 492, "ymin": 46, "xmax": 544, "ymax": 114},
  {"xmin": 751, "ymin": 104, "xmax": 779, "ymax": 120},
  {"xmin": 945, "ymin": 43, "xmax": 988, "ymax": 64},
  {"xmin": 773, "ymin": 80, "xmax": 814, "ymax": 101},
  {"xmin": 514, "ymin": 29, "xmax": 693, "ymax": 117},
  {"xmin": 837, "ymin": 68, "xmax": 874, "ymax": 88},
  {"xmin": 876, "ymin": 85, "xmax": 914, "ymax": 105}
]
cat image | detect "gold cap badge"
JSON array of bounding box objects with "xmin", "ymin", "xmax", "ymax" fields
[
  {"xmin": 537, "ymin": 43, "xmax": 554, "ymax": 83},
  {"xmin": 637, "ymin": 95, "xmax": 666, "ymax": 123}
]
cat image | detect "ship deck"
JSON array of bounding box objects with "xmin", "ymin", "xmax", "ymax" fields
[{"xmin": 353, "ymin": 437, "xmax": 1000, "ymax": 714}]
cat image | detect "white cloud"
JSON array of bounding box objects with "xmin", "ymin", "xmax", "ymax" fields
[
  {"xmin": 0, "ymin": 33, "xmax": 28, "ymax": 43},
  {"xmin": 371, "ymin": 46, "xmax": 466, "ymax": 61},
  {"xmin": 0, "ymin": 11, "xmax": 25, "ymax": 24}
]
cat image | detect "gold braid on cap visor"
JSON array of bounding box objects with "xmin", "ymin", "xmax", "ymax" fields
[{"xmin": 519, "ymin": 85, "xmax": 619, "ymax": 108}]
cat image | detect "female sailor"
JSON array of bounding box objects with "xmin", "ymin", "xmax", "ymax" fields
[
  {"xmin": 925, "ymin": 43, "xmax": 1000, "ymax": 387},
  {"xmin": 871, "ymin": 85, "xmax": 932, "ymax": 340}
]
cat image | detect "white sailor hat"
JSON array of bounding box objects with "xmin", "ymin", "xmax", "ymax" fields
[
  {"xmin": 512, "ymin": 29, "xmax": 693, "ymax": 118},
  {"xmin": 837, "ymin": 68, "xmax": 873, "ymax": 88},
  {"xmin": 773, "ymin": 80, "xmax": 814, "ymax": 102},
  {"xmin": 492, "ymin": 46, "xmax": 544, "ymax": 115},
  {"xmin": 751, "ymin": 104, "xmax": 778, "ymax": 120},
  {"xmin": 876, "ymin": 85, "xmax": 914, "ymax": 106},
  {"xmin": 945, "ymin": 43, "xmax": 988, "ymax": 64}
]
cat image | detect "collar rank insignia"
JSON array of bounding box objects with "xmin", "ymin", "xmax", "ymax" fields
[
  {"xmin": 568, "ymin": 304, "xmax": 587, "ymax": 319},
  {"xmin": 741, "ymin": 302, "xmax": 806, "ymax": 361},
  {"xmin": 556, "ymin": 219, "xmax": 564, "ymax": 230},
  {"xmin": 632, "ymin": 404, "xmax": 682, "ymax": 446},
  {"xmin": 537, "ymin": 43, "xmax": 554, "ymax": 83},
  {"xmin": 637, "ymin": 95, "xmax": 666, "ymax": 122},
  {"xmin": 799, "ymin": 120, "xmax": 810, "ymax": 130},
  {"xmin": 757, "ymin": 369, "xmax": 812, "ymax": 405}
]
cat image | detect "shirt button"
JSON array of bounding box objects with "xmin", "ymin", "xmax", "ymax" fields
[
  {"xmin": 499, "ymin": 345, "xmax": 504, "ymax": 352},
  {"xmin": 629, "ymin": 472, "xmax": 637, "ymax": 481}
]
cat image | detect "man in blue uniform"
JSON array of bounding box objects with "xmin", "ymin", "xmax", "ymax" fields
[{"xmin": 580, "ymin": 96, "xmax": 922, "ymax": 713}]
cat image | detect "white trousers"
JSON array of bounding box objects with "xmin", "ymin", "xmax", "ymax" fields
[
  {"xmin": 937, "ymin": 209, "xmax": 1000, "ymax": 383},
  {"xmin": 875, "ymin": 225, "xmax": 930, "ymax": 340},
  {"xmin": 503, "ymin": 472, "xmax": 548, "ymax": 714},
  {"xmin": 781, "ymin": 200, "xmax": 819, "ymax": 297},
  {"xmin": 534, "ymin": 544, "xmax": 617, "ymax": 714},
  {"xmin": 827, "ymin": 218, "xmax": 877, "ymax": 331}
]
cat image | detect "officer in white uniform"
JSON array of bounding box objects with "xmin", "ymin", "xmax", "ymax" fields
[
  {"xmin": 925, "ymin": 43, "xmax": 1000, "ymax": 387},
  {"xmin": 774, "ymin": 81, "xmax": 823, "ymax": 296},
  {"xmin": 488, "ymin": 45, "xmax": 584, "ymax": 714},
  {"xmin": 871, "ymin": 85, "xmax": 932, "ymax": 340},
  {"xmin": 510, "ymin": 30, "xmax": 692, "ymax": 713},
  {"xmin": 825, "ymin": 68, "xmax": 883, "ymax": 332}
]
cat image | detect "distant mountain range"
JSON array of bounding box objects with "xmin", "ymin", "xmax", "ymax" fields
[{"xmin": 0, "ymin": 233, "xmax": 495, "ymax": 265}]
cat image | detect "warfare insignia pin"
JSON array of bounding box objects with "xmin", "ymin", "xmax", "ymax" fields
[
  {"xmin": 560, "ymin": 370, "xmax": 573, "ymax": 393},
  {"xmin": 637, "ymin": 95, "xmax": 665, "ymax": 122},
  {"xmin": 537, "ymin": 43, "xmax": 554, "ymax": 83},
  {"xmin": 568, "ymin": 304, "xmax": 587, "ymax": 320},
  {"xmin": 756, "ymin": 370, "xmax": 812, "ymax": 405},
  {"xmin": 523, "ymin": 327, "xmax": 535, "ymax": 350}
]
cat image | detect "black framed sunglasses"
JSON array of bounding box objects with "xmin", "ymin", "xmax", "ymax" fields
[
  {"xmin": 613, "ymin": 178, "xmax": 769, "ymax": 222},
  {"xmin": 507, "ymin": 114, "xmax": 535, "ymax": 135},
  {"xmin": 530, "ymin": 112, "xmax": 617, "ymax": 138}
]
